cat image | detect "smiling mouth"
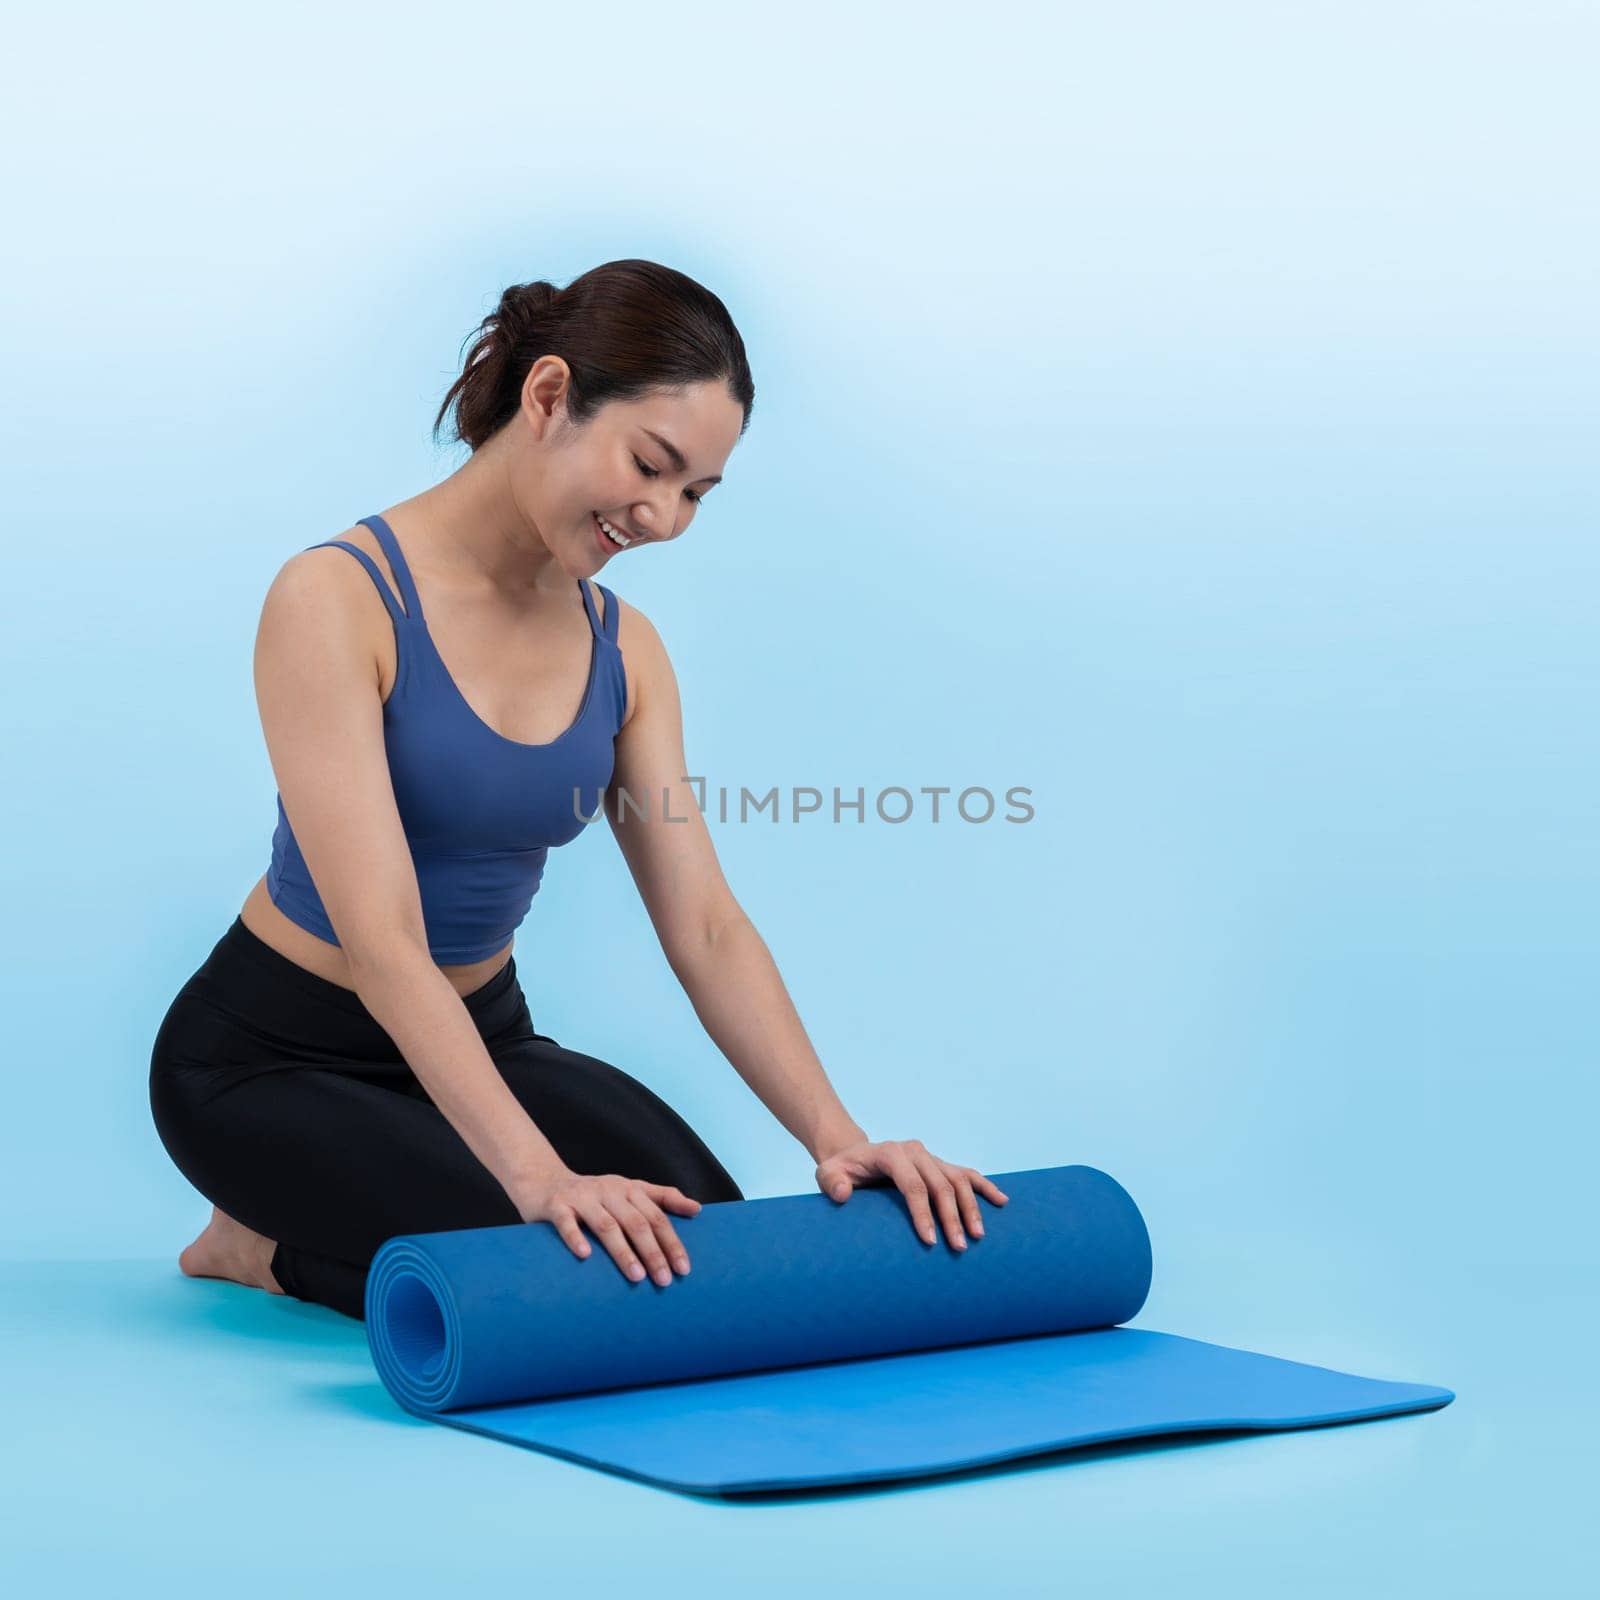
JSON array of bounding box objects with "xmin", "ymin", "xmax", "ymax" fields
[{"xmin": 593, "ymin": 511, "xmax": 633, "ymax": 550}]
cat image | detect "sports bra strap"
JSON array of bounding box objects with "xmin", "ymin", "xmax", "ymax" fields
[
  {"xmin": 357, "ymin": 514, "xmax": 424, "ymax": 623},
  {"xmin": 304, "ymin": 539, "xmax": 410, "ymax": 628},
  {"xmin": 580, "ymin": 577, "xmax": 611, "ymax": 641},
  {"xmin": 594, "ymin": 581, "xmax": 619, "ymax": 643}
]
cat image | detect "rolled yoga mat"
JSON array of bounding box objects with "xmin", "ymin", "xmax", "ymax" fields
[{"xmin": 365, "ymin": 1163, "xmax": 1453, "ymax": 1495}]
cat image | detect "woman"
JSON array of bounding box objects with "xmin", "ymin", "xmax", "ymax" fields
[{"xmin": 149, "ymin": 258, "xmax": 1008, "ymax": 1322}]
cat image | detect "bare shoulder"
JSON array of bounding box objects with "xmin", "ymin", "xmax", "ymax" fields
[
  {"xmin": 259, "ymin": 526, "xmax": 393, "ymax": 674},
  {"xmin": 272, "ymin": 523, "xmax": 389, "ymax": 595},
  {"xmin": 267, "ymin": 529, "xmax": 355, "ymax": 615},
  {"xmin": 605, "ymin": 589, "xmax": 662, "ymax": 654}
]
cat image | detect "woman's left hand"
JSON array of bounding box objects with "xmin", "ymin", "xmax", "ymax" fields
[{"xmin": 815, "ymin": 1138, "xmax": 1009, "ymax": 1250}]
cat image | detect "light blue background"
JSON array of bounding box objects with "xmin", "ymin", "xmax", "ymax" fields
[{"xmin": 1, "ymin": 0, "xmax": 1593, "ymax": 1593}]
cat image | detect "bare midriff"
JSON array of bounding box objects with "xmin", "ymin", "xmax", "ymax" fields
[{"xmin": 238, "ymin": 874, "xmax": 511, "ymax": 1000}]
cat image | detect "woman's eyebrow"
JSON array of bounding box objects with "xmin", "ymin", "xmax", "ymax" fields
[{"xmin": 641, "ymin": 428, "xmax": 723, "ymax": 485}]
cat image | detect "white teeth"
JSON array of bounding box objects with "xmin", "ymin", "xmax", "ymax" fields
[{"xmin": 596, "ymin": 513, "xmax": 630, "ymax": 548}]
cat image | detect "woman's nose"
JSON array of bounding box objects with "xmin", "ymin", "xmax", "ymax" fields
[{"xmin": 636, "ymin": 498, "xmax": 680, "ymax": 542}]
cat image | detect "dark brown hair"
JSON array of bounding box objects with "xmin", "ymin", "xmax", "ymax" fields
[{"xmin": 433, "ymin": 258, "xmax": 755, "ymax": 452}]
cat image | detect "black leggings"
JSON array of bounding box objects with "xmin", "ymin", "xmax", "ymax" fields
[{"xmin": 148, "ymin": 916, "xmax": 745, "ymax": 1320}]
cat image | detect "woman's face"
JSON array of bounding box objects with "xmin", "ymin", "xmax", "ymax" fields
[{"xmin": 516, "ymin": 357, "xmax": 743, "ymax": 575}]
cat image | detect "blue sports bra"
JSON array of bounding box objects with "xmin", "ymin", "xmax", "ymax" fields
[{"xmin": 266, "ymin": 513, "xmax": 627, "ymax": 963}]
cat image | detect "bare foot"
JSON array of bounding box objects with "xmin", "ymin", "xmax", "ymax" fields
[{"xmin": 179, "ymin": 1206, "xmax": 286, "ymax": 1295}]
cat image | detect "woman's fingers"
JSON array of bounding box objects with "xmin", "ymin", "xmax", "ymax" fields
[
  {"xmin": 955, "ymin": 1172, "xmax": 984, "ymax": 1236},
  {"xmin": 913, "ymin": 1150, "xmax": 967, "ymax": 1249},
  {"xmin": 641, "ymin": 1196, "xmax": 692, "ymax": 1275},
  {"xmin": 882, "ymin": 1146, "xmax": 937, "ymax": 1244},
  {"xmin": 972, "ymin": 1170, "xmax": 1009, "ymax": 1205},
  {"xmin": 550, "ymin": 1203, "xmax": 593, "ymax": 1259},
  {"xmin": 645, "ymin": 1183, "xmax": 703, "ymax": 1217},
  {"xmin": 884, "ymin": 1145, "xmax": 1001, "ymax": 1249},
  {"xmin": 578, "ymin": 1192, "xmax": 687, "ymax": 1286},
  {"xmin": 640, "ymin": 1185, "xmax": 694, "ymax": 1271},
  {"xmin": 578, "ymin": 1198, "xmax": 655, "ymax": 1283},
  {"xmin": 616, "ymin": 1199, "xmax": 677, "ymax": 1285},
  {"xmin": 529, "ymin": 1176, "xmax": 699, "ymax": 1280},
  {"xmin": 632, "ymin": 1186, "xmax": 692, "ymax": 1275},
  {"xmin": 578, "ymin": 1201, "xmax": 645, "ymax": 1281}
]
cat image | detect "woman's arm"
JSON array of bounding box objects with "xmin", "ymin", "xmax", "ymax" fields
[
  {"xmin": 604, "ymin": 601, "xmax": 868, "ymax": 1164},
  {"xmin": 670, "ymin": 915, "xmax": 871, "ymax": 1165},
  {"xmin": 255, "ymin": 550, "xmax": 571, "ymax": 1206}
]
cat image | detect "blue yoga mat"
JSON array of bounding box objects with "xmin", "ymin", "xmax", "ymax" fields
[{"xmin": 365, "ymin": 1164, "xmax": 1453, "ymax": 1495}]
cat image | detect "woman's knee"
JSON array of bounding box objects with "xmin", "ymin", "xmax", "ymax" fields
[{"xmin": 148, "ymin": 1058, "xmax": 221, "ymax": 1199}]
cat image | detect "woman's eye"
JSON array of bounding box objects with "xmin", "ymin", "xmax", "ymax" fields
[{"xmin": 635, "ymin": 456, "xmax": 704, "ymax": 505}]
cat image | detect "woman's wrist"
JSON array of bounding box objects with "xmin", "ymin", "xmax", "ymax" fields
[
  {"xmin": 502, "ymin": 1155, "xmax": 574, "ymax": 1212},
  {"xmin": 809, "ymin": 1121, "xmax": 870, "ymax": 1164}
]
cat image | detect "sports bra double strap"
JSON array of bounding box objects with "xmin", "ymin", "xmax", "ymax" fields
[
  {"xmin": 303, "ymin": 513, "xmax": 617, "ymax": 642},
  {"xmin": 579, "ymin": 572, "xmax": 618, "ymax": 643}
]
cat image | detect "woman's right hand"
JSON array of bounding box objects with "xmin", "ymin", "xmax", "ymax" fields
[{"xmin": 514, "ymin": 1168, "xmax": 701, "ymax": 1286}]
